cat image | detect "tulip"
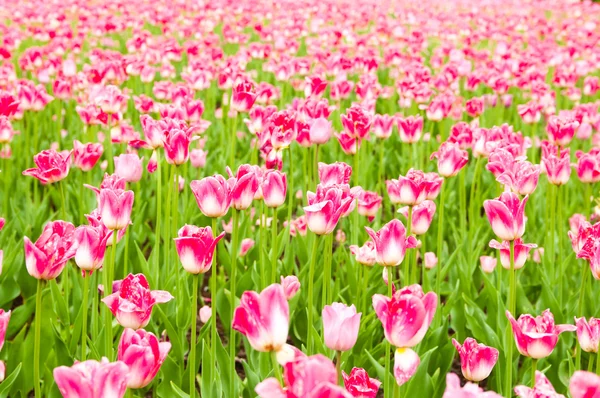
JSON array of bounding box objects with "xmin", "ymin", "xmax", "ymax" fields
[
  {"xmin": 232, "ymin": 283, "xmax": 289, "ymax": 353},
  {"xmin": 575, "ymin": 150, "xmax": 600, "ymax": 184},
  {"xmin": 373, "ymin": 114, "xmax": 394, "ymax": 139},
  {"xmin": 23, "ymin": 149, "xmax": 71, "ymax": 184},
  {"xmin": 466, "ymin": 97, "xmax": 484, "ymax": 118},
  {"xmin": 452, "ymin": 338, "xmax": 499, "ymax": 382},
  {"xmin": 73, "ymin": 225, "xmax": 111, "ymax": 273},
  {"xmin": 570, "ymin": 371, "xmax": 600, "ymax": 398},
  {"xmin": 308, "ymin": 117, "xmax": 333, "ymax": 145},
  {"xmin": 506, "ymin": 309, "xmax": 576, "ymax": 359},
  {"xmin": 117, "ymin": 328, "xmax": 171, "ymax": 389},
  {"xmin": 541, "ymin": 142, "xmax": 571, "ymax": 186},
  {"xmin": 231, "ymin": 80, "xmax": 256, "ymax": 113},
  {"xmin": 365, "ymin": 219, "xmax": 418, "ymax": 267},
  {"xmin": 304, "ymin": 184, "xmax": 353, "ymax": 235},
  {"xmin": 357, "ymin": 190, "xmax": 382, "ymax": 222},
  {"xmin": 73, "ymin": 140, "xmax": 104, "ymax": 172},
  {"xmin": 443, "ymin": 373, "xmax": 502, "ymax": 398},
  {"xmin": 397, "ymin": 115, "xmax": 423, "ymax": 144},
  {"xmin": 386, "ymin": 169, "xmax": 433, "ymax": 206},
  {"xmin": 24, "ymin": 221, "xmax": 77, "ymax": 280},
  {"xmin": 53, "ymin": 358, "xmax": 129, "ymax": 398},
  {"xmin": 190, "ymin": 148, "xmax": 207, "ymax": 168},
  {"xmin": 164, "ymin": 128, "xmax": 192, "ymax": 165},
  {"xmin": 424, "ymin": 252, "xmax": 437, "ymax": 269},
  {"xmin": 102, "ymin": 273, "xmax": 173, "ymax": 329},
  {"xmin": 496, "ymin": 160, "xmax": 540, "ymax": 196},
  {"xmin": 393, "ymin": 347, "xmax": 420, "ymax": 386},
  {"xmin": 575, "ymin": 317, "xmax": 600, "ymax": 353},
  {"xmin": 280, "ymin": 275, "xmax": 300, "ymax": 300},
  {"xmin": 342, "ymin": 367, "xmax": 381, "ymax": 398},
  {"xmin": 98, "ymin": 188, "xmax": 134, "ymax": 230},
  {"xmin": 227, "ymin": 164, "xmax": 261, "ymax": 210},
  {"xmin": 113, "ymin": 153, "xmax": 143, "ymax": 183},
  {"xmin": 483, "ymin": 191, "xmax": 528, "ymax": 241},
  {"xmin": 480, "ymin": 256, "xmax": 497, "ymax": 273},
  {"xmin": 0, "ymin": 309, "xmax": 10, "ymax": 351},
  {"xmin": 174, "ymin": 225, "xmax": 225, "ymax": 274},
  {"xmin": 349, "ymin": 241, "xmax": 377, "ymax": 266},
  {"xmin": 336, "ymin": 130, "xmax": 359, "ymax": 155},
  {"xmin": 199, "ymin": 306, "xmax": 212, "ymax": 323},
  {"xmin": 341, "ymin": 105, "xmax": 372, "ymax": 139},
  {"xmin": 399, "ymin": 200, "xmax": 436, "ymax": 235},
  {"xmin": 190, "ymin": 175, "xmax": 232, "ymax": 217},
  {"xmin": 489, "ymin": 239, "xmax": 537, "ymax": 269},
  {"xmin": 449, "ymin": 122, "xmax": 474, "ymax": 150},
  {"xmin": 546, "ymin": 115, "xmax": 579, "ymax": 147},
  {"xmin": 515, "ymin": 371, "xmax": 564, "ymax": 398},
  {"xmin": 240, "ymin": 238, "xmax": 255, "ymax": 256},
  {"xmin": 322, "ymin": 303, "xmax": 361, "ymax": 352},
  {"xmin": 305, "ymin": 75, "xmax": 328, "ymax": 98},
  {"xmin": 262, "ymin": 170, "xmax": 287, "ymax": 208},
  {"xmin": 318, "ymin": 162, "xmax": 352, "ymax": 186},
  {"xmin": 430, "ymin": 142, "xmax": 469, "ymax": 178}
]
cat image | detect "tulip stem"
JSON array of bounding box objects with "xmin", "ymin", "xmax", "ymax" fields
[
  {"xmin": 210, "ymin": 218, "xmax": 218, "ymax": 382},
  {"xmin": 335, "ymin": 350, "xmax": 342, "ymax": 385},
  {"xmin": 576, "ymin": 266, "xmax": 590, "ymax": 369},
  {"xmin": 104, "ymin": 232, "xmax": 118, "ymax": 359},
  {"xmin": 230, "ymin": 209, "xmax": 240, "ymax": 394},
  {"xmin": 588, "ymin": 353, "xmax": 595, "ymax": 372},
  {"xmin": 469, "ymin": 156, "xmax": 483, "ymax": 231},
  {"xmin": 164, "ymin": 165, "xmax": 175, "ymax": 286},
  {"xmin": 189, "ymin": 273, "xmax": 199, "ymax": 396},
  {"xmin": 229, "ymin": 113, "xmax": 238, "ymax": 168},
  {"xmin": 506, "ymin": 239, "xmax": 516, "ymax": 396},
  {"xmin": 59, "ymin": 181, "xmax": 70, "ymax": 326},
  {"xmin": 155, "ymin": 150, "xmax": 162, "ymax": 285},
  {"xmin": 322, "ymin": 232, "xmax": 334, "ymax": 306},
  {"xmin": 531, "ymin": 359, "xmax": 537, "ymax": 387},
  {"xmin": 34, "ymin": 279, "xmax": 43, "ymax": 398},
  {"xmin": 596, "ymin": 350, "xmax": 600, "ymax": 375},
  {"xmin": 259, "ymin": 202, "xmax": 266, "ymax": 288},
  {"xmin": 404, "ymin": 206, "xmax": 413, "ymax": 286},
  {"xmin": 271, "ymin": 207, "xmax": 278, "ymax": 283},
  {"xmin": 435, "ymin": 180, "xmax": 446, "ymax": 327},
  {"xmin": 270, "ymin": 351, "xmax": 283, "ymax": 384},
  {"xmin": 81, "ymin": 272, "xmax": 89, "ymax": 361},
  {"xmin": 385, "ymin": 267, "xmax": 393, "ymax": 398},
  {"xmin": 459, "ymin": 169, "xmax": 466, "ymax": 241},
  {"xmin": 585, "ymin": 183, "xmax": 592, "ymax": 218},
  {"xmin": 307, "ymin": 233, "xmax": 320, "ymax": 354}
]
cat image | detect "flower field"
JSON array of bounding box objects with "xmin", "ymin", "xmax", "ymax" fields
[{"xmin": 0, "ymin": 0, "xmax": 600, "ymax": 396}]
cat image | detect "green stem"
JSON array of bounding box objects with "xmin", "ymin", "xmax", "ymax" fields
[
  {"xmin": 585, "ymin": 183, "xmax": 592, "ymax": 218},
  {"xmin": 557, "ymin": 186, "xmax": 564, "ymax": 307},
  {"xmin": 335, "ymin": 351, "xmax": 342, "ymax": 385},
  {"xmin": 92, "ymin": 271, "xmax": 99, "ymax": 345},
  {"xmin": 104, "ymin": 231, "xmax": 118, "ymax": 359},
  {"xmin": 576, "ymin": 266, "xmax": 590, "ymax": 369},
  {"xmin": 286, "ymin": 146, "xmax": 294, "ymax": 234},
  {"xmin": 164, "ymin": 165, "xmax": 175, "ymax": 286},
  {"xmin": 596, "ymin": 349, "xmax": 600, "ymax": 375},
  {"xmin": 459, "ymin": 170, "xmax": 467, "ymax": 241},
  {"xmin": 506, "ymin": 239, "xmax": 516, "ymax": 396},
  {"xmin": 307, "ymin": 234, "xmax": 320, "ymax": 354},
  {"xmin": 469, "ymin": 157, "xmax": 483, "ymax": 230},
  {"xmin": 322, "ymin": 233, "xmax": 334, "ymax": 305},
  {"xmin": 229, "ymin": 209, "xmax": 240, "ymax": 393},
  {"xmin": 549, "ymin": 184, "xmax": 556, "ymax": 282},
  {"xmin": 81, "ymin": 273, "xmax": 89, "ymax": 361},
  {"xmin": 271, "ymin": 207, "xmax": 278, "ymax": 283},
  {"xmin": 270, "ymin": 351, "xmax": 283, "ymax": 384},
  {"xmin": 34, "ymin": 279, "xmax": 43, "ymax": 398},
  {"xmin": 404, "ymin": 206, "xmax": 413, "ymax": 286},
  {"xmin": 259, "ymin": 202, "xmax": 266, "ymax": 288},
  {"xmin": 435, "ymin": 180, "xmax": 446, "ymax": 327},
  {"xmin": 189, "ymin": 274, "xmax": 199, "ymax": 396},
  {"xmin": 588, "ymin": 353, "xmax": 595, "ymax": 372},
  {"xmin": 531, "ymin": 359, "xmax": 537, "ymax": 387},
  {"xmin": 229, "ymin": 114, "xmax": 238, "ymax": 168},
  {"xmin": 210, "ymin": 218, "xmax": 218, "ymax": 381},
  {"xmin": 155, "ymin": 151, "xmax": 162, "ymax": 285},
  {"xmin": 385, "ymin": 267, "xmax": 393, "ymax": 398}
]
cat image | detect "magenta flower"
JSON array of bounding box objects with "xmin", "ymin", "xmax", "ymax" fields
[
  {"xmin": 575, "ymin": 317, "xmax": 600, "ymax": 353},
  {"xmin": 342, "ymin": 367, "xmax": 381, "ymax": 398},
  {"xmin": 53, "ymin": 358, "xmax": 129, "ymax": 398},
  {"xmin": 23, "ymin": 149, "xmax": 71, "ymax": 184},
  {"xmin": 73, "ymin": 140, "xmax": 103, "ymax": 172},
  {"xmin": 174, "ymin": 225, "xmax": 225, "ymax": 274},
  {"xmin": 304, "ymin": 184, "xmax": 353, "ymax": 235},
  {"xmin": 24, "ymin": 221, "xmax": 77, "ymax": 280},
  {"xmin": 365, "ymin": 219, "xmax": 418, "ymax": 267},
  {"xmin": 190, "ymin": 175, "xmax": 232, "ymax": 218},
  {"xmin": 318, "ymin": 162, "xmax": 352, "ymax": 186},
  {"xmin": 117, "ymin": 328, "xmax": 171, "ymax": 389},
  {"xmin": 515, "ymin": 371, "xmax": 564, "ymax": 398},
  {"xmin": 452, "ymin": 338, "xmax": 499, "ymax": 382},
  {"xmin": 98, "ymin": 188, "xmax": 134, "ymax": 230},
  {"xmin": 570, "ymin": 371, "xmax": 600, "ymax": 398},
  {"xmin": 483, "ymin": 191, "xmax": 528, "ymax": 241},
  {"xmin": 430, "ymin": 142, "xmax": 469, "ymax": 178}
]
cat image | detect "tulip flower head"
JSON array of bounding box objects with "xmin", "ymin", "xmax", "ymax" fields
[
  {"xmin": 569, "ymin": 371, "xmax": 600, "ymax": 398},
  {"xmin": 430, "ymin": 141, "xmax": 469, "ymax": 178},
  {"xmin": 318, "ymin": 161, "xmax": 352, "ymax": 186},
  {"xmin": 113, "ymin": 153, "xmax": 143, "ymax": 183},
  {"xmin": 174, "ymin": 225, "xmax": 225, "ymax": 274},
  {"xmin": 575, "ymin": 317, "xmax": 600, "ymax": 353},
  {"xmin": 483, "ymin": 191, "xmax": 528, "ymax": 241},
  {"xmin": 73, "ymin": 140, "xmax": 104, "ymax": 172},
  {"xmin": 386, "ymin": 169, "xmax": 434, "ymax": 206},
  {"xmin": 443, "ymin": 373, "xmax": 502, "ymax": 398},
  {"xmin": 322, "ymin": 303, "xmax": 361, "ymax": 352},
  {"xmin": 399, "ymin": 200, "xmax": 436, "ymax": 235},
  {"xmin": 117, "ymin": 328, "xmax": 171, "ymax": 389},
  {"xmin": 280, "ymin": 275, "xmax": 300, "ymax": 300},
  {"xmin": 0, "ymin": 309, "xmax": 10, "ymax": 351},
  {"xmin": 53, "ymin": 358, "xmax": 129, "ymax": 398},
  {"xmin": 349, "ymin": 240, "xmax": 377, "ymax": 266},
  {"xmin": 227, "ymin": 164, "xmax": 261, "ymax": 210},
  {"xmin": 190, "ymin": 174, "xmax": 232, "ymax": 218},
  {"xmin": 452, "ymin": 338, "xmax": 499, "ymax": 382},
  {"xmin": 262, "ymin": 170, "xmax": 287, "ymax": 208},
  {"xmin": 342, "ymin": 367, "xmax": 381, "ymax": 398},
  {"xmin": 304, "ymin": 184, "xmax": 353, "ymax": 235},
  {"xmin": 24, "ymin": 221, "xmax": 77, "ymax": 280},
  {"xmin": 23, "ymin": 149, "xmax": 71, "ymax": 184},
  {"xmin": 73, "ymin": 224, "xmax": 112, "ymax": 273},
  {"xmin": 365, "ymin": 219, "xmax": 418, "ymax": 267},
  {"xmin": 489, "ymin": 239, "xmax": 537, "ymax": 269},
  {"xmin": 397, "ymin": 115, "xmax": 423, "ymax": 144},
  {"xmin": 515, "ymin": 371, "xmax": 564, "ymax": 398},
  {"xmin": 98, "ymin": 187, "xmax": 134, "ymax": 230}
]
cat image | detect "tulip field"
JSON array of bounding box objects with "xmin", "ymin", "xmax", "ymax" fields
[{"xmin": 2, "ymin": 0, "xmax": 600, "ymax": 396}]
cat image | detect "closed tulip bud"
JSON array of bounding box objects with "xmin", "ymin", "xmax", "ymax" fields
[
  {"xmin": 280, "ymin": 275, "xmax": 300, "ymax": 300},
  {"xmin": 399, "ymin": 200, "xmax": 436, "ymax": 235},
  {"xmin": 117, "ymin": 328, "xmax": 171, "ymax": 389},
  {"xmin": 575, "ymin": 317, "xmax": 600, "ymax": 353},
  {"xmin": 114, "ymin": 153, "xmax": 143, "ymax": 183},
  {"xmin": 190, "ymin": 175, "xmax": 232, "ymax": 218},
  {"xmin": 373, "ymin": 114, "xmax": 394, "ymax": 139},
  {"xmin": 174, "ymin": 225, "xmax": 225, "ymax": 274},
  {"xmin": 98, "ymin": 188, "xmax": 134, "ymax": 230},
  {"xmin": 73, "ymin": 140, "xmax": 103, "ymax": 172},
  {"xmin": 480, "ymin": 256, "xmax": 497, "ymax": 273},
  {"xmin": 23, "ymin": 149, "xmax": 71, "ymax": 184},
  {"xmin": 483, "ymin": 192, "xmax": 528, "ymax": 241},
  {"xmin": 570, "ymin": 371, "xmax": 600, "ymax": 398},
  {"xmin": 452, "ymin": 338, "xmax": 499, "ymax": 382},
  {"xmin": 190, "ymin": 148, "xmax": 207, "ymax": 168},
  {"xmin": 365, "ymin": 219, "xmax": 418, "ymax": 266},
  {"xmin": 239, "ymin": 238, "xmax": 254, "ymax": 256},
  {"xmin": 342, "ymin": 367, "xmax": 381, "ymax": 398},
  {"xmin": 24, "ymin": 221, "xmax": 77, "ymax": 280},
  {"xmin": 308, "ymin": 117, "xmax": 333, "ymax": 145},
  {"xmin": 430, "ymin": 142, "xmax": 469, "ymax": 178},
  {"xmin": 357, "ymin": 190, "xmax": 382, "ymax": 221},
  {"xmin": 227, "ymin": 164, "xmax": 260, "ymax": 210},
  {"xmin": 322, "ymin": 303, "xmax": 361, "ymax": 352},
  {"xmin": 147, "ymin": 151, "xmax": 157, "ymax": 174},
  {"xmin": 506, "ymin": 309, "xmax": 576, "ymax": 359},
  {"xmin": 541, "ymin": 142, "xmax": 571, "ymax": 186},
  {"xmin": 53, "ymin": 358, "xmax": 129, "ymax": 398},
  {"xmin": 199, "ymin": 306, "xmax": 212, "ymax": 323},
  {"xmin": 386, "ymin": 169, "xmax": 433, "ymax": 206},
  {"xmin": 74, "ymin": 225, "xmax": 111, "ymax": 272},
  {"xmin": 424, "ymin": 252, "xmax": 437, "ymax": 269},
  {"xmin": 489, "ymin": 239, "xmax": 537, "ymax": 269},
  {"xmin": 262, "ymin": 170, "xmax": 287, "ymax": 208}
]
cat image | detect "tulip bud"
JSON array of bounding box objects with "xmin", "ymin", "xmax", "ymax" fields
[{"xmin": 322, "ymin": 303, "xmax": 361, "ymax": 352}]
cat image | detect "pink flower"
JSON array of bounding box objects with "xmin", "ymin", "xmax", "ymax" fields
[
  {"xmin": 431, "ymin": 142, "xmax": 469, "ymax": 178},
  {"xmin": 308, "ymin": 117, "xmax": 333, "ymax": 145},
  {"xmin": 190, "ymin": 175, "xmax": 232, "ymax": 218},
  {"xmin": 570, "ymin": 371, "xmax": 600, "ymax": 398},
  {"xmin": 318, "ymin": 162, "xmax": 352, "ymax": 186},
  {"xmin": 231, "ymin": 80, "xmax": 256, "ymax": 113},
  {"xmin": 506, "ymin": 309, "xmax": 576, "ymax": 359},
  {"xmin": 399, "ymin": 200, "xmax": 436, "ymax": 235},
  {"xmin": 452, "ymin": 338, "xmax": 499, "ymax": 382},
  {"xmin": 483, "ymin": 192, "xmax": 528, "ymax": 241},
  {"xmin": 373, "ymin": 114, "xmax": 394, "ymax": 139},
  {"xmin": 349, "ymin": 241, "xmax": 377, "ymax": 266},
  {"xmin": 575, "ymin": 150, "xmax": 600, "ymax": 184},
  {"xmin": 372, "ymin": 284, "xmax": 437, "ymax": 348},
  {"xmin": 304, "ymin": 184, "xmax": 353, "ymax": 235},
  {"xmin": 73, "ymin": 140, "xmax": 103, "ymax": 172},
  {"xmin": 23, "ymin": 149, "xmax": 71, "ymax": 184},
  {"xmin": 357, "ymin": 190, "xmax": 382, "ymax": 221},
  {"xmin": 227, "ymin": 164, "xmax": 261, "ymax": 210},
  {"xmin": 117, "ymin": 328, "xmax": 171, "ymax": 389},
  {"xmin": 496, "ymin": 160, "xmax": 540, "ymax": 196},
  {"xmin": 424, "ymin": 252, "xmax": 437, "ymax": 269},
  {"xmin": 113, "ymin": 153, "xmax": 143, "ymax": 183},
  {"xmin": 0, "ymin": 309, "xmax": 10, "ymax": 351},
  {"xmin": 199, "ymin": 306, "xmax": 212, "ymax": 323},
  {"xmin": 98, "ymin": 188, "xmax": 134, "ymax": 230},
  {"xmin": 342, "ymin": 367, "xmax": 381, "ymax": 398},
  {"xmin": 280, "ymin": 275, "xmax": 300, "ymax": 300},
  {"xmin": 73, "ymin": 225, "xmax": 111, "ymax": 273},
  {"xmin": 397, "ymin": 115, "xmax": 423, "ymax": 144},
  {"xmin": 341, "ymin": 105, "xmax": 371, "ymax": 140},
  {"xmin": 546, "ymin": 115, "xmax": 579, "ymax": 147},
  {"xmin": 575, "ymin": 317, "xmax": 600, "ymax": 353},
  {"xmin": 386, "ymin": 169, "xmax": 433, "ymax": 206},
  {"xmin": 190, "ymin": 148, "xmax": 207, "ymax": 168},
  {"xmin": 53, "ymin": 358, "xmax": 129, "ymax": 398},
  {"xmin": 336, "ymin": 130, "xmax": 359, "ymax": 155},
  {"xmin": 322, "ymin": 303, "xmax": 361, "ymax": 352},
  {"xmin": 163, "ymin": 129, "xmax": 191, "ymax": 166},
  {"xmin": 174, "ymin": 225, "xmax": 225, "ymax": 274},
  {"xmin": 489, "ymin": 239, "xmax": 537, "ymax": 270},
  {"xmin": 262, "ymin": 170, "xmax": 287, "ymax": 208},
  {"xmin": 393, "ymin": 347, "xmax": 420, "ymax": 386},
  {"xmin": 304, "ymin": 75, "xmax": 328, "ymax": 98},
  {"xmin": 365, "ymin": 219, "xmax": 418, "ymax": 266},
  {"xmin": 102, "ymin": 273, "xmax": 173, "ymax": 329},
  {"xmin": 466, "ymin": 97, "xmax": 484, "ymax": 118},
  {"xmin": 240, "ymin": 238, "xmax": 255, "ymax": 257},
  {"xmin": 515, "ymin": 371, "xmax": 564, "ymax": 398},
  {"xmin": 480, "ymin": 256, "xmax": 497, "ymax": 273},
  {"xmin": 24, "ymin": 221, "xmax": 77, "ymax": 280},
  {"xmin": 232, "ymin": 283, "xmax": 289, "ymax": 352},
  {"xmin": 541, "ymin": 142, "xmax": 571, "ymax": 186},
  {"xmin": 443, "ymin": 373, "xmax": 502, "ymax": 398}
]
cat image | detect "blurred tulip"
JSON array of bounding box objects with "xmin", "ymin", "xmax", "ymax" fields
[
  {"xmin": 431, "ymin": 142, "xmax": 469, "ymax": 178},
  {"xmin": 117, "ymin": 328, "xmax": 171, "ymax": 389},
  {"xmin": 73, "ymin": 140, "xmax": 103, "ymax": 172},
  {"xmin": 452, "ymin": 338, "xmax": 499, "ymax": 382},
  {"xmin": 318, "ymin": 162, "xmax": 352, "ymax": 186},
  {"xmin": 397, "ymin": 115, "xmax": 423, "ymax": 144},
  {"xmin": 399, "ymin": 200, "xmax": 436, "ymax": 235},
  {"xmin": 190, "ymin": 148, "xmax": 207, "ymax": 168},
  {"xmin": 386, "ymin": 169, "xmax": 433, "ymax": 206},
  {"xmin": 199, "ymin": 306, "xmax": 212, "ymax": 323},
  {"xmin": 53, "ymin": 358, "xmax": 129, "ymax": 398},
  {"xmin": 443, "ymin": 373, "xmax": 502, "ymax": 398},
  {"xmin": 541, "ymin": 142, "xmax": 571, "ymax": 186},
  {"xmin": 113, "ymin": 153, "xmax": 143, "ymax": 183},
  {"xmin": 373, "ymin": 114, "xmax": 394, "ymax": 139},
  {"xmin": 546, "ymin": 115, "xmax": 579, "ymax": 147},
  {"xmin": 489, "ymin": 239, "xmax": 537, "ymax": 269},
  {"xmin": 480, "ymin": 256, "xmax": 498, "ymax": 273},
  {"xmin": 174, "ymin": 225, "xmax": 225, "ymax": 274},
  {"xmin": 322, "ymin": 303, "xmax": 361, "ymax": 352},
  {"xmin": 342, "ymin": 367, "xmax": 381, "ymax": 398},
  {"xmin": 349, "ymin": 241, "xmax": 377, "ymax": 266},
  {"xmin": 308, "ymin": 117, "xmax": 333, "ymax": 145},
  {"xmin": 424, "ymin": 252, "xmax": 437, "ymax": 269},
  {"xmin": 515, "ymin": 371, "xmax": 563, "ymax": 398},
  {"xmin": 357, "ymin": 190, "xmax": 382, "ymax": 222},
  {"xmin": 231, "ymin": 80, "xmax": 256, "ymax": 113},
  {"xmin": 570, "ymin": 371, "xmax": 600, "ymax": 398},
  {"xmin": 24, "ymin": 221, "xmax": 77, "ymax": 280},
  {"xmin": 280, "ymin": 275, "xmax": 300, "ymax": 300},
  {"xmin": 240, "ymin": 238, "xmax": 255, "ymax": 256},
  {"xmin": 483, "ymin": 192, "xmax": 528, "ymax": 241},
  {"xmin": 341, "ymin": 105, "xmax": 371, "ymax": 139},
  {"xmin": 365, "ymin": 219, "xmax": 417, "ymax": 267},
  {"xmin": 163, "ymin": 129, "xmax": 191, "ymax": 165},
  {"xmin": 575, "ymin": 317, "xmax": 600, "ymax": 353}
]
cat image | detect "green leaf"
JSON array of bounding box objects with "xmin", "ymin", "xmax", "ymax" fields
[
  {"xmin": 0, "ymin": 363, "xmax": 23, "ymax": 398},
  {"xmin": 170, "ymin": 381, "xmax": 191, "ymax": 398}
]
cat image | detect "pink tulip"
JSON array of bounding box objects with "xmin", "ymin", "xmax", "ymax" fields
[
  {"xmin": 0, "ymin": 309, "xmax": 10, "ymax": 351},
  {"xmin": 232, "ymin": 283, "xmax": 289, "ymax": 352},
  {"xmin": 190, "ymin": 175, "xmax": 232, "ymax": 218},
  {"xmin": 515, "ymin": 371, "xmax": 564, "ymax": 398},
  {"xmin": 541, "ymin": 142, "xmax": 571, "ymax": 186},
  {"xmin": 570, "ymin": 371, "xmax": 600, "ymax": 398},
  {"xmin": 546, "ymin": 115, "xmax": 579, "ymax": 147},
  {"xmin": 227, "ymin": 164, "xmax": 261, "ymax": 210},
  {"xmin": 117, "ymin": 328, "xmax": 171, "ymax": 389},
  {"xmin": 452, "ymin": 338, "xmax": 499, "ymax": 382},
  {"xmin": 386, "ymin": 169, "xmax": 433, "ymax": 206},
  {"xmin": 113, "ymin": 153, "xmax": 143, "ymax": 183},
  {"xmin": 24, "ymin": 221, "xmax": 77, "ymax": 280},
  {"xmin": 365, "ymin": 219, "xmax": 418, "ymax": 267},
  {"xmin": 506, "ymin": 309, "xmax": 576, "ymax": 359},
  {"xmin": 372, "ymin": 284, "xmax": 437, "ymax": 348},
  {"xmin": 575, "ymin": 317, "xmax": 600, "ymax": 353},
  {"xmin": 53, "ymin": 358, "xmax": 129, "ymax": 398},
  {"xmin": 423, "ymin": 172, "xmax": 444, "ymax": 200},
  {"xmin": 357, "ymin": 190, "xmax": 382, "ymax": 221},
  {"xmin": 73, "ymin": 225, "xmax": 111, "ymax": 273},
  {"xmin": 466, "ymin": 97, "xmax": 484, "ymax": 118},
  {"xmin": 431, "ymin": 142, "xmax": 469, "ymax": 178},
  {"xmin": 373, "ymin": 114, "xmax": 394, "ymax": 139},
  {"xmin": 280, "ymin": 275, "xmax": 300, "ymax": 300},
  {"xmin": 262, "ymin": 170, "xmax": 287, "ymax": 208},
  {"xmin": 341, "ymin": 105, "xmax": 372, "ymax": 140},
  {"xmin": 174, "ymin": 225, "xmax": 225, "ymax": 274},
  {"xmin": 98, "ymin": 188, "xmax": 134, "ymax": 230},
  {"xmin": 199, "ymin": 306, "xmax": 212, "ymax": 323},
  {"xmin": 399, "ymin": 200, "xmax": 436, "ymax": 235},
  {"xmin": 73, "ymin": 140, "xmax": 103, "ymax": 172},
  {"xmin": 190, "ymin": 148, "xmax": 207, "ymax": 168},
  {"xmin": 318, "ymin": 162, "xmax": 352, "ymax": 186},
  {"xmin": 322, "ymin": 303, "xmax": 361, "ymax": 352},
  {"xmin": 443, "ymin": 373, "xmax": 502, "ymax": 398},
  {"xmin": 336, "ymin": 130, "xmax": 359, "ymax": 155},
  {"xmin": 397, "ymin": 115, "xmax": 423, "ymax": 144},
  {"xmin": 0, "ymin": 361, "xmax": 4, "ymax": 382},
  {"xmin": 489, "ymin": 239, "xmax": 537, "ymax": 269},
  {"xmin": 231, "ymin": 80, "xmax": 256, "ymax": 113},
  {"xmin": 102, "ymin": 273, "xmax": 173, "ymax": 329},
  {"xmin": 164, "ymin": 129, "xmax": 192, "ymax": 165},
  {"xmin": 147, "ymin": 151, "xmax": 158, "ymax": 174},
  {"xmin": 342, "ymin": 367, "xmax": 381, "ymax": 398},
  {"xmin": 23, "ymin": 149, "xmax": 71, "ymax": 184},
  {"xmin": 349, "ymin": 241, "xmax": 377, "ymax": 266},
  {"xmin": 304, "ymin": 184, "xmax": 353, "ymax": 235},
  {"xmin": 424, "ymin": 252, "xmax": 437, "ymax": 269},
  {"xmin": 483, "ymin": 191, "xmax": 528, "ymax": 241},
  {"xmin": 393, "ymin": 347, "xmax": 420, "ymax": 386},
  {"xmin": 480, "ymin": 256, "xmax": 497, "ymax": 273},
  {"xmin": 575, "ymin": 150, "xmax": 600, "ymax": 184},
  {"xmin": 308, "ymin": 117, "xmax": 333, "ymax": 145},
  {"xmin": 496, "ymin": 160, "xmax": 540, "ymax": 196},
  {"xmin": 240, "ymin": 238, "xmax": 255, "ymax": 257},
  {"xmin": 304, "ymin": 75, "xmax": 328, "ymax": 98}
]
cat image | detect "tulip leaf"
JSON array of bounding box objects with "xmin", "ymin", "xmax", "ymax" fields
[
  {"xmin": 0, "ymin": 363, "xmax": 23, "ymax": 398},
  {"xmin": 170, "ymin": 381, "xmax": 190, "ymax": 398}
]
